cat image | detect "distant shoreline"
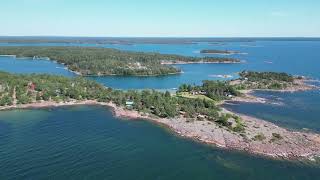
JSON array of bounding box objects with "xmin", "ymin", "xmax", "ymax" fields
[
  {"xmin": 1, "ymin": 54, "xmax": 241, "ymax": 76},
  {"xmin": 199, "ymin": 49, "xmax": 247, "ymax": 55},
  {"xmin": 0, "ymin": 46, "xmax": 241, "ymax": 76},
  {"xmin": 161, "ymin": 60, "xmax": 243, "ymax": 65},
  {"xmin": 0, "ymin": 55, "xmax": 17, "ymax": 57},
  {"xmin": 1, "ymin": 54, "xmax": 183, "ymax": 77}
]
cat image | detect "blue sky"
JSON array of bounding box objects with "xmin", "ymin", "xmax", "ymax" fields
[{"xmin": 0, "ymin": 0, "xmax": 319, "ymax": 37}]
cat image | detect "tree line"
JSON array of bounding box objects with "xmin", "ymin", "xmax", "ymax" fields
[
  {"xmin": 0, "ymin": 71, "xmax": 244, "ymax": 132},
  {"xmin": 178, "ymin": 80, "xmax": 240, "ymax": 101},
  {"xmin": 0, "ymin": 46, "xmax": 239, "ymax": 76}
]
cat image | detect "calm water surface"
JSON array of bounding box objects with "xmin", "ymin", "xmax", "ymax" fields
[
  {"xmin": 0, "ymin": 106, "xmax": 319, "ymax": 180},
  {"xmin": 223, "ymin": 89, "xmax": 320, "ymax": 132},
  {"xmin": 1, "ymin": 40, "xmax": 320, "ymax": 179},
  {"xmin": 1, "ymin": 40, "xmax": 320, "ymax": 89},
  {"xmin": 1, "ymin": 40, "xmax": 319, "ymax": 130}
]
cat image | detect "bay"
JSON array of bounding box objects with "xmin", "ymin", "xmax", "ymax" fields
[{"xmin": 0, "ymin": 106, "xmax": 319, "ymax": 180}]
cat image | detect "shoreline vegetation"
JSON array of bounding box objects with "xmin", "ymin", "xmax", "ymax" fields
[
  {"xmin": 200, "ymin": 49, "xmax": 246, "ymax": 55},
  {"xmin": 0, "ymin": 46, "xmax": 240, "ymax": 76},
  {"xmin": 160, "ymin": 60, "xmax": 243, "ymax": 65},
  {"xmin": 0, "ymin": 71, "xmax": 319, "ymax": 160}
]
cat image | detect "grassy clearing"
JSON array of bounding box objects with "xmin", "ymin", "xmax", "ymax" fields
[{"xmin": 176, "ymin": 92, "xmax": 215, "ymax": 102}]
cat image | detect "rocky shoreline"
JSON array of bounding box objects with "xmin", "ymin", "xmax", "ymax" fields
[
  {"xmin": 141, "ymin": 108, "xmax": 320, "ymax": 160},
  {"xmin": 115, "ymin": 104, "xmax": 320, "ymax": 161},
  {"xmin": 1, "ymin": 97, "xmax": 320, "ymax": 160},
  {"xmin": 227, "ymin": 78, "xmax": 318, "ymax": 104}
]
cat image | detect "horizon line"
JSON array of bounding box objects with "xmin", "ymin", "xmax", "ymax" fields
[{"xmin": 0, "ymin": 36, "xmax": 320, "ymax": 39}]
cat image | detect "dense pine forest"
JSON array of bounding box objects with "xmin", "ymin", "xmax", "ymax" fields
[
  {"xmin": 177, "ymin": 71, "xmax": 299, "ymax": 100},
  {"xmin": 0, "ymin": 71, "xmax": 299, "ymax": 132},
  {"xmin": 0, "ymin": 71, "xmax": 245, "ymax": 132},
  {"xmin": 0, "ymin": 46, "xmax": 239, "ymax": 76},
  {"xmin": 234, "ymin": 71, "xmax": 299, "ymax": 90}
]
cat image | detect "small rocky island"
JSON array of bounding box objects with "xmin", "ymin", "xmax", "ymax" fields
[
  {"xmin": 200, "ymin": 49, "xmax": 242, "ymax": 55},
  {"xmin": 0, "ymin": 71, "xmax": 319, "ymax": 160}
]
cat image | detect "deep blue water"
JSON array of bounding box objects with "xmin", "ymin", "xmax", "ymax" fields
[
  {"xmin": 88, "ymin": 40, "xmax": 320, "ymax": 84},
  {"xmin": 1, "ymin": 40, "xmax": 320, "ymax": 128},
  {"xmin": 0, "ymin": 56, "xmax": 75, "ymax": 76},
  {"xmin": 1, "ymin": 40, "xmax": 320, "ymax": 89},
  {"xmin": 1, "ymin": 39, "xmax": 320, "ymax": 179},
  {"xmin": 223, "ymin": 90, "xmax": 320, "ymax": 132},
  {"xmin": 0, "ymin": 105, "xmax": 319, "ymax": 180},
  {"xmin": 0, "ymin": 40, "xmax": 320, "ymax": 130}
]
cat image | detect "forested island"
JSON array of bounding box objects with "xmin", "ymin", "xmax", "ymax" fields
[
  {"xmin": 200, "ymin": 49, "xmax": 241, "ymax": 55},
  {"xmin": 1, "ymin": 70, "xmax": 319, "ymax": 159},
  {"xmin": 230, "ymin": 71, "xmax": 310, "ymax": 91},
  {"xmin": 0, "ymin": 46, "xmax": 240, "ymax": 76},
  {"xmin": 177, "ymin": 71, "xmax": 312, "ymax": 101}
]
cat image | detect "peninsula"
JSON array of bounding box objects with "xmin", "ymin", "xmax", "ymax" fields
[
  {"xmin": 0, "ymin": 71, "xmax": 319, "ymax": 160},
  {"xmin": 0, "ymin": 46, "xmax": 240, "ymax": 76}
]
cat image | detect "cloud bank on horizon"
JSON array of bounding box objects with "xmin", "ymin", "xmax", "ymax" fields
[{"xmin": 0, "ymin": 0, "xmax": 319, "ymax": 37}]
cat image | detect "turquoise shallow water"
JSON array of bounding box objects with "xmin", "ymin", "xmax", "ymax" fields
[{"xmin": 0, "ymin": 105, "xmax": 319, "ymax": 180}]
